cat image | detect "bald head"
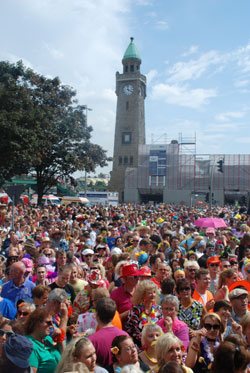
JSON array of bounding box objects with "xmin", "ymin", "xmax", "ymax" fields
[{"xmin": 10, "ymin": 261, "xmax": 26, "ymax": 284}]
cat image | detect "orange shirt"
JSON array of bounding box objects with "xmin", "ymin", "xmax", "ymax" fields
[{"xmin": 193, "ymin": 289, "xmax": 214, "ymax": 311}]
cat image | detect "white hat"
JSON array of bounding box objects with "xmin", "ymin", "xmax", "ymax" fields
[
  {"xmin": 81, "ymin": 249, "xmax": 94, "ymax": 256},
  {"xmin": 111, "ymin": 247, "xmax": 122, "ymax": 255}
]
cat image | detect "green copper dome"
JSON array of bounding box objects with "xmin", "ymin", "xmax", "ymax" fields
[{"xmin": 122, "ymin": 37, "xmax": 141, "ymax": 61}]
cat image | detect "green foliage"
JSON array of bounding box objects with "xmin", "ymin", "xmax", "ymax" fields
[{"xmin": 0, "ymin": 60, "xmax": 110, "ymax": 204}]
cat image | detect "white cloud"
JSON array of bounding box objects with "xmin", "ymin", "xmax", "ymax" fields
[
  {"xmin": 206, "ymin": 122, "xmax": 243, "ymax": 132},
  {"xmin": 151, "ymin": 83, "xmax": 217, "ymax": 108},
  {"xmin": 168, "ymin": 50, "xmax": 228, "ymax": 83},
  {"xmin": 234, "ymin": 42, "xmax": 250, "ymax": 73},
  {"xmin": 146, "ymin": 69, "xmax": 158, "ymax": 84},
  {"xmin": 155, "ymin": 20, "xmax": 169, "ymax": 30},
  {"xmin": 182, "ymin": 45, "xmax": 199, "ymax": 57},
  {"xmin": 215, "ymin": 111, "xmax": 245, "ymax": 121},
  {"xmin": 234, "ymin": 79, "xmax": 250, "ymax": 88},
  {"xmin": 43, "ymin": 43, "xmax": 63, "ymax": 59}
]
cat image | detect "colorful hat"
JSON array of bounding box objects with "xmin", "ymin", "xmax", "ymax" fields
[
  {"xmin": 120, "ymin": 263, "xmax": 141, "ymax": 277},
  {"xmin": 87, "ymin": 269, "xmax": 105, "ymax": 287},
  {"xmin": 206, "ymin": 227, "xmax": 215, "ymax": 235},
  {"xmin": 82, "ymin": 248, "xmax": 94, "ymax": 256},
  {"xmin": 138, "ymin": 266, "xmax": 152, "ymax": 277},
  {"xmin": 21, "ymin": 258, "xmax": 33, "ymax": 272},
  {"xmin": 207, "ymin": 256, "xmax": 221, "ymax": 265}
]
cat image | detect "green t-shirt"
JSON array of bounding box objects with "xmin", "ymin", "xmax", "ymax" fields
[{"xmin": 26, "ymin": 335, "xmax": 60, "ymax": 373}]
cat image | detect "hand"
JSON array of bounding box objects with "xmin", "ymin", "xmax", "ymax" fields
[
  {"xmin": 60, "ymin": 302, "xmax": 68, "ymax": 318},
  {"xmin": 51, "ymin": 327, "xmax": 61, "ymax": 338},
  {"xmin": 230, "ymin": 318, "xmax": 242, "ymax": 336},
  {"xmin": 206, "ymin": 299, "xmax": 215, "ymax": 311},
  {"xmin": 164, "ymin": 316, "xmax": 173, "ymax": 332}
]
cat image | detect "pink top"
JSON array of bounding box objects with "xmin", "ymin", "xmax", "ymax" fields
[
  {"xmin": 156, "ymin": 317, "xmax": 189, "ymax": 350},
  {"xmin": 110, "ymin": 285, "xmax": 132, "ymax": 314}
]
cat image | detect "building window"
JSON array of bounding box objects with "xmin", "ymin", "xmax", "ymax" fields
[
  {"xmin": 125, "ymin": 65, "xmax": 128, "ymax": 72},
  {"xmin": 124, "ymin": 156, "xmax": 128, "ymax": 164},
  {"xmin": 130, "ymin": 64, "xmax": 134, "ymax": 72},
  {"xmin": 136, "ymin": 65, "xmax": 139, "ymax": 70},
  {"xmin": 126, "ymin": 101, "xmax": 129, "ymax": 110},
  {"xmin": 118, "ymin": 156, "xmax": 122, "ymax": 165},
  {"xmin": 122, "ymin": 132, "xmax": 132, "ymax": 144},
  {"xmin": 130, "ymin": 156, "xmax": 133, "ymax": 165}
]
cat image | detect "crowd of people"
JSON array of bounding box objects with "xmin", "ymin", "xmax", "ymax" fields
[{"xmin": 0, "ymin": 201, "xmax": 250, "ymax": 372}]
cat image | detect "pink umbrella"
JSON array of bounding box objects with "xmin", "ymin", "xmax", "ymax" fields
[{"xmin": 194, "ymin": 217, "xmax": 227, "ymax": 228}]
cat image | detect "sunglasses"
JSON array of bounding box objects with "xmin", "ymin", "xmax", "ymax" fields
[
  {"xmin": 223, "ymin": 265, "xmax": 230, "ymax": 268},
  {"xmin": 188, "ymin": 269, "xmax": 196, "ymax": 272},
  {"xmin": 0, "ymin": 329, "xmax": 14, "ymax": 337},
  {"xmin": 133, "ymin": 240, "xmax": 139, "ymax": 243},
  {"xmin": 44, "ymin": 253, "xmax": 52, "ymax": 257},
  {"xmin": 18, "ymin": 311, "xmax": 30, "ymax": 317},
  {"xmin": 84, "ymin": 254, "xmax": 93, "ymax": 258},
  {"xmin": 179, "ymin": 287, "xmax": 191, "ymax": 292},
  {"xmin": 231, "ymin": 262, "xmax": 238, "ymax": 265},
  {"xmin": 8, "ymin": 256, "xmax": 18, "ymax": 261},
  {"xmin": 44, "ymin": 320, "xmax": 53, "ymax": 327},
  {"xmin": 210, "ymin": 263, "xmax": 220, "ymax": 267},
  {"xmin": 204, "ymin": 323, "xmax": 220, "ymax": 331}
]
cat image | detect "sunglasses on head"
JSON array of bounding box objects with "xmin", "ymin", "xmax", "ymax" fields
[
  {"xmin": 204, "ymin": 323, "xmax": 220, "ymax": 331},
  {"xmin": 210, "ymin": 263, "xmax": 220, "ymax": 267},
  {"xmin": 0, "ymin": 329, "xmax": 14, "ymax": 337}
]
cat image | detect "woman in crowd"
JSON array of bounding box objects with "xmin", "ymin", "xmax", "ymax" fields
[
  {"xmin": 240, "ymin": 312, "xmax": 250, "ymax": 349},
  {"xmin": 56, "ymin": 336, "xmax": 107, "ymax": 373},
  {"xmin": 17, "ymin": 302, "xmax": 36, "ymax": 323},
  {"xmin": 186, "ymin": 313, "xmax": 224, "ymax": 373},
  {"xmin": 109, "ymin": 335, "xmax": 149, "ymax": 373},
  {"xmin": 139, "ymin": 324, "xmax": 163, "ymax": 370},
  {"xmin": 156, "ymin": 295, "xmax": 189, "ymax": 350},
  {"xmin": 214, "ymin": 300, "xmax": 234, "ymax": 339},
  {"xmin": 25, "ymin": 308, "xmax": 61, "ymax": 373},
  {"xmin": 211, "ymin": 339, "xmax": 250, "ymax": 373},
  {"xmin": 69, "ymin": 264, "xmax": 87, "ymax": 295},
  {"xmin": 125, "ymin": 280, "xmax": 162, "ymax": 348},
  {"xmin": 155, "ymin": 333, "xmax": 193, "ymax": 373},
  {"xmin": 0, "ymin": 319, "xmax": 14, "ymax": 358},
  {"xmin": 176, "ymin": 279, "xmax": 204, "ymax": 334},
  {"xmin": 214, "ymin": 268, "xmax": 238, "ymax": 301}
]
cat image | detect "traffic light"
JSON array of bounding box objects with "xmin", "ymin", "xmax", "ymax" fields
[{"xmin": 217, "ymin": 159, "xmax": 224, "ymax": 173}]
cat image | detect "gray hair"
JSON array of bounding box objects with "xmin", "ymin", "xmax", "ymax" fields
[
  {"xmin": 120, "ymin": 365, "xmax": 143, "ymax": 373},
  {"xmin": 19, "ymin": 302, "xmax": 36, "ymax": 313},
  {"xmin": 161, "ymin": 294, "xmax": 179, "ymax": 311},
  {"xmin": 47, "ymin": 288, "xmax": 67, "ymax": 303},
  {"xmin": 184, "ymin": 260, "xmax": 200, "ymax": 270}
]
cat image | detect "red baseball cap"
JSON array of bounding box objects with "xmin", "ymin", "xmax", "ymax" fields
[{"xmin": 207, "ymin": 256, "xmax": 221, "ymax": 265}]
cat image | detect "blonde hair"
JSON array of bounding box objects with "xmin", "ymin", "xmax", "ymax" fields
[
  {"xmin": 132, "ymin": 280, "xmax": 159, "ymax": 306},
  {"xmin": 156, "ymin": 334, "xmax": 183, "ymax": 368},
  {"xmin": 141, "ymin": 323, "xmax": 162, "ymax": 346},
  {"xmin": 56, "ymin": 337, "xmax": 93, "ymax": 373},
  {"xmin": 240, "ymin": 312, "xmax": 250, "ymax": 333}
]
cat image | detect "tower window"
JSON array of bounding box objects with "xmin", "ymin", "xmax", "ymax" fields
[
  {"xmin": 122, "ymin": 132, "xmax": 132, "ymax": 144},
  {"xmin": 125, "ymin": 65, "xmax": 128, "ymax": 72},
  {"xmin": 130, "ymin": 65, "xmax": 134, "ymax": 72},
  {"xmin": 130, "ymin": 156, "xmax": 133, "ymax": 165},
  {"xmin": 126, "ymin": 101, "xmax": 129, "ymax": 110},
  {"xmin": 136, "ymin": 65, "xmax": 139, "ymax": 70},
  {"xmin": 118, "ymin": 156, "xmax": 122, "ymax": 165},
  {"xmin": 124, "ymin": 156, "xmax": 128, "ymax": 164}
]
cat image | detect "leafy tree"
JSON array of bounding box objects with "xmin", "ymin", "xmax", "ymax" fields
[{"xmin": 0, "ymin": 60, "xmax": 111, "ymax": 204}]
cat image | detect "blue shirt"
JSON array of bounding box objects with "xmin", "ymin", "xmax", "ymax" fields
[
  {"xmin": 1, "ymin": 279, "xmax": 35, "ymax": 307},
  {"xmin": 0, "ymin": 298, "xmax": 17, "ymax": 319}
]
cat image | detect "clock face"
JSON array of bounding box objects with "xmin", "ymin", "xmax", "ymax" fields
[{"xmin": 123, "ymin": 84, "xmax": 134, "ymax": 95}]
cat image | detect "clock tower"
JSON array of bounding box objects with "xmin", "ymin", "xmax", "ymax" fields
[{"xmin": 109, "ymin": 37, "xmax": 146, "ymax": 201}]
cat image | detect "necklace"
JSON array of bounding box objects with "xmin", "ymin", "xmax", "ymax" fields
[
  {"xmin": 144, "ymin": 350, "xmax": 157, "ymax": 364},
  {"xmin": 140, "ymin": 304, "xmax": 157, "ymax": 326}
]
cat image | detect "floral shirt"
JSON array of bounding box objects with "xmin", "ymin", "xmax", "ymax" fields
[
  {"xmin": 125, "ymin": 304, "xmax": 162, "ymax": 348},
  {"xmin": 178, "ymin": 300, "xmax": 203, "ymax": 330}
]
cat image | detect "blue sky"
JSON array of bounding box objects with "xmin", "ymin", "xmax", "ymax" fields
[{"xmin": 1, "ymin": 0, "xmax": 250, "ymax": 176}]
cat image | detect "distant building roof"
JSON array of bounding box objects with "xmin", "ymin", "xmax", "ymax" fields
[{"xmin": 122, "ymin": 37, "xmax": 141, "ymax": 61}]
